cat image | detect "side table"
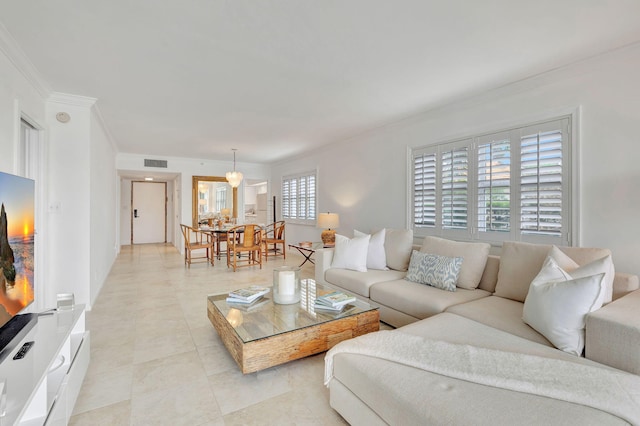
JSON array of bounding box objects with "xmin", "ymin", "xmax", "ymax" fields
[{"xmin": 288, "ymin": 242, "xmax": 332, "ymax": 267}]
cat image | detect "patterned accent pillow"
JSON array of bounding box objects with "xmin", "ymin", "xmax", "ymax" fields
[{"xmin": 405, "ymin": 250, "xmax": 463, "ymax": 292}]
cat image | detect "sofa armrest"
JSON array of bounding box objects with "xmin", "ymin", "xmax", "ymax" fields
[
  {"xmin": 586, "ymin": 289, "xmax": 640, "ymax": 374},
  {"xmin": 612, "ymin": 272, "xmax": 639, "ymax": 301},
  {"xmin": 315, "ymin": 248, "xmax": 334, "ymax": 286}
]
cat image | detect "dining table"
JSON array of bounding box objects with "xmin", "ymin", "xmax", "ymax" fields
[{"xmin": 199, "ymin": 226, "xmax": 242, "ymax": 260}]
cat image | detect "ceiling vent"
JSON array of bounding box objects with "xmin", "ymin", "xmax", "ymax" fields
[{"xmin": 144, "ymin": 159, "xmax": 168, "ymax": 168}]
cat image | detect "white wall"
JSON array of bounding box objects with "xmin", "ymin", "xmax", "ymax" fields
[
  {"xmin": 46, "ymin": 96, "xmax": 92, "ymax": 306},
  {"xmin": 0, "ymin": 35, "xmax": 48, "ymax": 310},
  {"xmin": 2, "ymin": 32, "xmax": 120, "ymax": 311},
  {"xmin": 272, "ymin": 44, "xmax": 640, "ymax": 278},
  {"xmin": 89, "ymin": 109, "xmax": 117, "ymax": 305},
  {"xmin": 117, "ymin": 153, "xmax": 270, "ymax": 253},
  {"xmin": 46, "ymin": 94, "xmax": 118, "ymax": 308}
]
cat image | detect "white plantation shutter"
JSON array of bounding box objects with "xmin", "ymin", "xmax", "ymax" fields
[
  {"xmin": 520, "ymin": 119, "xmax": 568, "ymax": 240},
  {"xmin": 441, "ymin": 146, "xmax": 468, "ymax": 230},
  {"xmin": 477, "ymin": 133, "xmax": 511, "ymax": 238},
  {"xmin": 413, "ymin": 152, "xmax": 436, "ymax": 227},
  {"xmin": 298, "ymin": 174, "xmax": 316, "ymax": 220},
  {"xmin": 282, "ymin": 172, "xmax": 316, "ymax": 222},
  {"xmin": 412, "ymin": 116, "xmax": 571, "ymax": 245},
  {"xmin": 282, "ymin": 179, "xmax": 291, "ymax": 218}
]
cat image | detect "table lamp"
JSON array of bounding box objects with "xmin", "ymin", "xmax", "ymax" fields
[
  {"xmin": 221, "ymin": 208, "xmax": 231, "ymax": 222},
  {"xmin": 317, "ymin": 213, "xmax": 339, "ymax": 246}
]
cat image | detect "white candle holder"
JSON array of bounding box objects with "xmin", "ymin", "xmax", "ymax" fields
[{"xmin": 273, "ymin": 266, "xmax": 301, "ymax": 304}]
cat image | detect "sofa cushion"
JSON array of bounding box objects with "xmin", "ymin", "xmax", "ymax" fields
[
  {"xmin": 325, "ymin": 268, "xmax": 406, "ymax": 298},
  {"xmin": 333, "ymin": 314, "xmax": 625, "ymax": 425},
  {"xmin": 384, "ymin": 229, "xmax": 413, "ymax": 271},
  {"xmin": 405, "ymin": 250, "xmax": 462, "ymax": 292},
  {"xmin": 370, "ymin": 279, "xmax": 490, "ymax": 320},
  {"xmin": 477, "ymin": 255, "xmax": 500, "ymax": 293},
  {"xmin": 494, "ymin": 241, "xmax": 552, "ymax": 302},
  {"xmin": 354, "ymin": 229, "xmax": 388, "ymax": 270},
  {"xmin": 420, "ymin": 236, "xmax": 491, "ymax": 290},
  {"xmin": 446, "ymin": 296, "xmax": 553, "ymax": 347},
  {"xmin": 332, "ymin": 313, "xmax": 629, "ymax": 426},
  {"xmin": 523, "ymin": 256, "xmax": 605, "ymax": 356},
  {"xmin": 331, "ymin": 234, "xmax": 370, "ymax": 272}
]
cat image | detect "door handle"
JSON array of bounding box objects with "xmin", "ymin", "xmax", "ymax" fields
[{"xmin": 134, "ymin": 209, "xmax": 138, "ymax": 218}]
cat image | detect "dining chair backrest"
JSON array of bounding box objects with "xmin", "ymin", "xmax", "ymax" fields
[{"xmin": 273, "ymin": 221, "xmax": 285, "ymax": 240}]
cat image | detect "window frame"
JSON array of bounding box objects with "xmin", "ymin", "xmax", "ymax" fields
[
  {"xmin": 410, "ymin": 115, "xmax": 573, "ymax": 246},
  {"xmin": 281, "ymin": 170, "xmax": 317, "ymax": 225}
]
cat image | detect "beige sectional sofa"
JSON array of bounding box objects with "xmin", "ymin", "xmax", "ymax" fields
[{"xmin": 316, "ymin": 231, "xmax": 640, "ymax": 424}]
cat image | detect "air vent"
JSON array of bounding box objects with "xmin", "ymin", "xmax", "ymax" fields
[{"xmin": 144, "ymin": 159, "xmax": 168, "ymax": 168}]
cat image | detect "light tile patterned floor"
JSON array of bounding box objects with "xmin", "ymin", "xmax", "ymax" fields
[{"xmin": 69, "ymin": 243, "xmax": 349, "ymax": 426}]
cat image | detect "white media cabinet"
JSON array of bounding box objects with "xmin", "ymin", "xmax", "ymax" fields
[{"xmin": 0, "ymin": 305, "xmax": 90, "ymax": 425}]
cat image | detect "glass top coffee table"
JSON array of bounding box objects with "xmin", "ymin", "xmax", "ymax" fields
[{"xmin": 207, "ymin": 279, "xmax": 379, "ymax": 374}]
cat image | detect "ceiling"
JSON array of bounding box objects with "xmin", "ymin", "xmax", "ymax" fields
[{"xmin": 2, "ymin": 1, "xmax": 640, "ymax": 164}]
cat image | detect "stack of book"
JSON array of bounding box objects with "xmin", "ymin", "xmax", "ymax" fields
[
  {"xmin": 226, "ymin": 286, "xmax": 270, "ymax": 305},
  {"xmin": 314, "ymin": 291, "xmax": 356, "ymax": 312}
]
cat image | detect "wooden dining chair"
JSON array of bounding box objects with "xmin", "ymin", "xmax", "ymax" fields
[
  {"xmin": 180, "ymin": 224, "xmax": 214, "ymax": 267},
  {"xmin": 262, "ymin": 220, "xmax": 286, "ymax": 259},
  {"xmin": 226, "ymin": 224, "xmax": 263, "ymax": 271}
]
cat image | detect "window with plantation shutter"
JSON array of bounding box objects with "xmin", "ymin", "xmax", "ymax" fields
[
  {"xmin": 520, "ymin": 121, "xmax": 566, "ymax": 238},
  {"xmin": 441, "ymin": 147, "xmax": 468, "ymax": 230},
  {"xmin": 282, "ymin": 171, "xmax": 316, "ymax": 223},
  {"xmin": 411, "ymin": 116, "xmax": 571, "ymax": 245},
  {"xmin": 477, "ymin": 134, "xmax": 511, "ymax": 237},
  {"xmin": 413, "ymin": 152, "xmax": 436, "ymax": 227}
]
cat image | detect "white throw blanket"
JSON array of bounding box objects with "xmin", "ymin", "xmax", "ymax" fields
[{"xmin": 325, "ymin": 330, "xmax": 640, "ymax": 425}]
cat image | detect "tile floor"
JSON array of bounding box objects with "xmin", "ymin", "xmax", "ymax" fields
[{"xmin": 69, "ymin": 243, "xmax": 351, "ymax": 425}]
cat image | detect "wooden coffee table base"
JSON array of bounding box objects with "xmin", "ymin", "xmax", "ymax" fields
[{"xmin": 207, "ymin": 298, "xmax": 379, "ymax": 374}]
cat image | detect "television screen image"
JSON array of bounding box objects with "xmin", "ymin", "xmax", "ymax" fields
[{"xmin": 0, "ymin": 171, "xmax": 35, "ymax": 329}]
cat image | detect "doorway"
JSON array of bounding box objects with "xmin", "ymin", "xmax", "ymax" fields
[{"xmin": 131, "ymin": 181, "xmax": 167, "ymax": 244}]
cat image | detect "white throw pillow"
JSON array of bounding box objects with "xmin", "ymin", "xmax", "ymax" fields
[
  {"xmin": 354, "ymin": 229, "xmax": 388, "ymax": 270},
  {"xmin": 548, "ymin": 246, "xmax": 614, "ymax": 306},
  {"xmin": 331, "ymin": 234, "xmax": 371, "ymax": 272},
  {"xmin": 523, "ymin": 256, "xmax": 605, "ymax": 356}
]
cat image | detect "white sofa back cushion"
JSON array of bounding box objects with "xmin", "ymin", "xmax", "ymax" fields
[
  {"xmin": 384, "ymin": 228, "xmax": 414, "ymax": 271},
  {"xmin": 420, "ymin": 236, "xmax": 490, "ymax": 290},
  {"xmin": 523, "ymin": 256, "xmax": 605, "ymax": 356}
]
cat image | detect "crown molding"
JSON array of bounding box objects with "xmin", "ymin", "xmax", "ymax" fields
[
  {"xmin": 0, "ymin": 21, "xmax": 51, "ymax": 98},
  {"xmin": 48, "ymin": 92, "xmax": 97, "ymax": 108},
  {"xmin": 91, "ymin": 104, "xmax": 120, "ymax": 153}
]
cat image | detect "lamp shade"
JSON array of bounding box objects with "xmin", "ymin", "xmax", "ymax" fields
[
  {"xmin": 317, "ymin": 213, "xmax": 339, "ymax": 229},
  {"xmin": 226, "ymin": 170, "xmax": 243, "ymax": 188},
  {"xmin": 226, "ymin": 149, "xmax": 243, "ymax": 188}
]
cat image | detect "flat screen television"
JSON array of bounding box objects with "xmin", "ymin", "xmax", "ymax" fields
[{"xmin": 0, "ymin": 171, "xmax": 36, "ymax": 361}]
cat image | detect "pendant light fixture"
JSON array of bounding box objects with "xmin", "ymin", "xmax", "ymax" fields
[{"xmin": 226, "ymin": 148, "xmax": 244, "ymax": 188}]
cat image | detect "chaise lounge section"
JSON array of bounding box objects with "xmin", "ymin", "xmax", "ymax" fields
[{"xmin": 316, "ymin": 230, "xmax": 640, "ymax": 423}]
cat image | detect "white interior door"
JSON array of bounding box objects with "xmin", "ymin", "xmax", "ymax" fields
[{"xmin": 132, "ymin": 182, "xmax": 166, "ymax": 244}]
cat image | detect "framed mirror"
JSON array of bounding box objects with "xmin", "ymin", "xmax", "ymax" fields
[{"xmin": 192, "ymin": 176, "xmax": 238, "ymax": 228}]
